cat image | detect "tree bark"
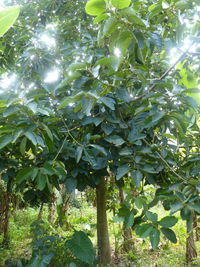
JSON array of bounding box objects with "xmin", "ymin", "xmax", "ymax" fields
[
  {"xmin": 96, "ymin": 177, "xmax": 111, "ymax": 265},
  {"xmin": 38, "ymin": 202, "xmax": 44, "ymax": 220},
  {"xmin": 193, "ymin": 213, "xmax": 200, "ymax": 241},
  {"xmin": 186, "ymin": 217, "xmax": 197, "ymax": 265},
  {"xmin": 119, "ymin": 188, "xmax": 133, "ymax": 252},
  {"xmin": 48, "ymin": 193, "xmax": 56, "ymax": 223},
  {"xmin": 2, "ymin": 192, "xmax": 10, "ymax": 246}
]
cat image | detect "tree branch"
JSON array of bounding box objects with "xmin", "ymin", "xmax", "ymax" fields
[{"xmin": 130, "ymin": 48, "xmax": 190, "ymax": 103}]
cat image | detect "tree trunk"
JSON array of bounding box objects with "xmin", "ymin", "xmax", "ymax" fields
[
  {"xmin": 2, "ymin": 192, "xmax": 10, "ymax": 246},
  {"xmin": 58, "ymin": 195, "xmax": 70, "ymax": 226},
  {"xmin": 119, "ymin": 188, "xmax": 133, "ymax": 252},
  {"xmin": 38, "ymin": 202, "xmax": 44, "ymax": 220},
  {"xmin": 48, "ymin": 193, "xmax": 56, "ymax": 223},
  {"xmin": 96, "ymin": 177, "xmax": 111, "ymax": 265},
  {"xmin": 186, "ymin": 216, "xmax": 197, "ymax": 265},
  {"xmin": 193, "ymin": 213, "xmax": 200, "ymax": 241}
]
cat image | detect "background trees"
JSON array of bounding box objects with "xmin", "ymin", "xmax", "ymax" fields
[{"xmin": 0, "ymin": 0, "xmax": 200, "ymax": 266}]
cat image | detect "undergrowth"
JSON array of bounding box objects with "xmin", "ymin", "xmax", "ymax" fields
[{"xmin": 0, "ymin": 199, "xmax": 200, "ymax": 266}]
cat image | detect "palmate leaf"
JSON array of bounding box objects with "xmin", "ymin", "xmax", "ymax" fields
[
  {"xmin": 65, "ymin": 231, "xmax": 95, "ymax": 264},
  {"xmin": 0, "ymin": 6, "xmax": 20, "ymax": 36}
]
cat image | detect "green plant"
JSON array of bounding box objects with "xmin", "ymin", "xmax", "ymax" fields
[{"xmin": 26, "ymin": 220, "xmax": 96, "ymax": 267}]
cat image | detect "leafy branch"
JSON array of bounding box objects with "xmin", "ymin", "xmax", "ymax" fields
[{"xmin": 130, "ymin": 48, "xmax": 192, "ymax": 103}]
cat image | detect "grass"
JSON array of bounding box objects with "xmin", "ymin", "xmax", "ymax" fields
[{"xmin": 0, "ymin": 199, "xmax": 200, "ymax": 266}]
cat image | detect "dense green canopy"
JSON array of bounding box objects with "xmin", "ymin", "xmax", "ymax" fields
[{"xmin": 0, "ymin": 0, "xmax": 200, "ymax": 264}]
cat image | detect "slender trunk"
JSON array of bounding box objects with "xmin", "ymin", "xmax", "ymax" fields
[
  {"xmin": 48, "ymin": 193, "xmax": 56, "ymax": 223},
  {"xmin": 119, "ymin": 188, "xmax": 133, "ymax": 252},
  {"xmin": 38, "ymin": 202, "xmax": 44, "ymax": 220},
  {"xmin": 193, "ymin": 213, "xmax": 200, "ymax": 241},
  {"xmin": 96, "ymin": 177, "xmax": 111, "ymax": 265},
  {"xmin": 2, "ymin": 192, "xmax": 10, "ymax": 246},
  {"xmin": 58, "ymin": 195, "xmax": 70, "ymax": 226},
  {"xmin": 186, "ymin": 216, "xmax": 197, "ymax": 265}
]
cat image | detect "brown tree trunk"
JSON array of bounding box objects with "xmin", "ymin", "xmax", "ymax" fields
[
  {"xmin": 96, "ymin": 177, "xmax": 111, "ymax": 265},
  {"xmin": 193, "ymin": 213, "xmax": 200, "ymax": 241},
  {"xmin": 38, "ymin": 202, "xmax": 44, "ymax": 220},
  {"xmin": 119, "ymin": 188, "xmax": 133, "ymax": 252},
  {"xmin": 186, "ymin": 217, "xmax": 197, "ymax": 265},
  {"xmin": 58, "ymin": 195, "xmax": 70, "ymax": 226},
  {"xmin": 2, "ymin": 192, "xmax": 10, "ymax": 246},
  {"xmin": 48, "ymin": 193, "xmax": 56, "ymax": 223}
]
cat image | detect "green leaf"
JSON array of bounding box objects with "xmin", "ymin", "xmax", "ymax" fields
[
  {"xmin": 76, "ymin": 146, "xmax": 84, "ymax": 163},
  {"xmin": 42, "ymin": 124, "xmax": 53, "ymax": 141},
  {"xmin": 42, "ymin": 162, "xmax": 55, "ymax": 176},
  {"xmin": 96, "ymin": 55, "xmax": 120, "ymax": 71},
  {"xmin": 89, "ymin": 144, "xmax": 107, "ymax": 156},
  {"xmin": 0, "ymin": 134, "xmax": 13, "ymax": 149},
  {"xmin": 16, "ymin": 167, "xmax": 38, "ymax": 184},
  {"xmin": 115, "ymin": 31, "xmax": 133, "ymax": 56},
  {"xmin": 146, "ymin": 211, "xmax": 158, "ymax": 223},
  {"xmin": 150, "ymin": 228, "xmax": 160, "ymax": 250},
  {"xmin": 120, "ymin": 8, "xmax": 146, "ymax": 27},
  {"xmin": 111, "ymin": 0, "xmax": 131, "ymax": 9},
  {"xmin": 82, "ymin": 99, "xmax": 94, "ymax": 115},
  {"xmin": 128, "ymin": 127, "xmax": 146, "ymax": 143},
  {"xmin": 105, "ymin": 135, "xmax": 125, "ymax": 146},
  {"xmin": 119, "ymin": 147, "xmax": 132, "ymax": 156},
  {"xmin": 139, "ymin": 164, "xmax": 157, "ymax": 174},
  {"xmin": 65, "ymin": 178, "xmax": 77, "ymax": 194},
  {"xmin": 93, "ymin": 13, "xmax": 109, "ymax": 24},
  {"xmin": 103, "ymin": 17, "xmax": 119, "ymax": 37},
  {"xmin": 0, "ymin": 6, "xmax": 20, "ymax": 36},
  {"xmin": 65, "ymin": 231, "xmax": 95, "ymax": 264},
  {"xmin": 116, "ymin": 164, "xmax": 130, "ymax": 180},
  {"xmin": 101, "ymin": 123, "xmax": 114, "ymax": 135},
  {"xmin": 85, "ymin": 0, "xmax": 106, "ymax": 16},
  {"xmin": 134, "ymin": 197, "xmax": 143, "ymax": 209},
  {"xmin": 100, "ymin": 97, "xmax": 115, "ymax": 110},
  {"xmin": 131, "ymin": 170, "xmax": 143, "ymax": 187},
  {"xmin": 37, "ymin": 172, "xmax": 47, "ymax": 191},
  {"xmin": 124, "ymin": 211, "xmax": 134, "ymax": 229},
  {"xmin": 25, "ymin": 132, "xmax": 38, "ymax": 146},
  {"xmin": 160, "ymin": 228, "xmax": 177, "ymax": 243},
  {"xmin": 12, "ymin": 129, "xmax": 23, "ymax": 143},
  {"xmin": 136, "ymin": 223, "xmax": 154, "ymax": 238},
  {"xmin": 3, "ymin": 105, "xmax": 20, "ymax": 117},
  {"xmin": 188, "ymin": 202, "xmax": 200, "ymax": 214},
  {"xmin": 20, "ymin": 137, "xmax": 27, "ymax": 155},
  {"xmin": 170, "ymin": 201, "xmax": 183, "ymax": 214},
  {"xmin": 159, "ymin": 216, "xmax": 178, "ymax": 228},
  {"xmin": 180, "ymin": 207, "xmax": 191, "ymax": 220}
]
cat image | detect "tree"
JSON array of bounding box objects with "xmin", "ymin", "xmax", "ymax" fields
[{"xmin": 0, "ymin": 0, "xmax": 200, "ymax": 265}]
